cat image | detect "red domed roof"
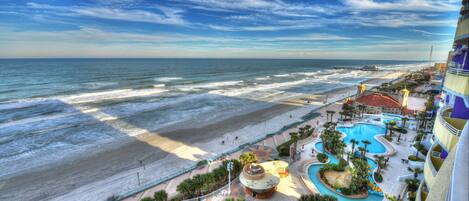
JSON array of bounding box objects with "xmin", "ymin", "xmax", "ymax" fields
[{"xmin": 356, "ymin": 92, "xmax": 401, "ymax": 108}]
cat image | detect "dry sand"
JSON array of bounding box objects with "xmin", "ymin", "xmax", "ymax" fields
[{"xmin": 0, "ymin": 71, "xmax": 405, "ymax": 201}]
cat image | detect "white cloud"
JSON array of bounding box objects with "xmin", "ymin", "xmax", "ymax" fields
[
  {"xmin": 343, "ymin": 0, "xmax": 459, "ymax": 12},
  {"xmin": 412, "ymin": 29, "xmax": 453, "ymax": 36},
  {"xmin": 26, "ymin": 2, "xmax": 188, "ymax": 26}
]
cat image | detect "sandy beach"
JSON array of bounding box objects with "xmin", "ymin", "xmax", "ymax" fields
[{"xmin": 0, "ymin": 71, "xmax": 405, "ymax": 201}]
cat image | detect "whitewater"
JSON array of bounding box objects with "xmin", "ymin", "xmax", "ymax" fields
[{"xmin": 0, "ymin": 59, "xmax": 429, "ymax": 200}]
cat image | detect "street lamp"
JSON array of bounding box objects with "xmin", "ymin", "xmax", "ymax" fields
[{"xmin": 227, "ymin": 161, "xmax": 234, "ymax": 196}]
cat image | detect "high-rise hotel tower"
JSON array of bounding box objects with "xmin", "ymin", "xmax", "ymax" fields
[{"xmin": 416, "ymin": 0, "xmax": 469, "ymax": 201}]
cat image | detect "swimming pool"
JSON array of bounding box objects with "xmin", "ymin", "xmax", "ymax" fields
[
  {"xmin": 337, "ymin": 123, "xmax": 387, "ymax": 154},
  {"xmin": 309, "ymin": 143, "xmax": 383, "ymax": 201}
]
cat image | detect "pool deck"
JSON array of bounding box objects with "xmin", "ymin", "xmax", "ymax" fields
[
  {"xmin": 296, "ymin": 118, "xmax": 419, "ymax": 201},
  {"xmin": 375, "ymin": 129, "xmax": 418, "ymax": 200}
]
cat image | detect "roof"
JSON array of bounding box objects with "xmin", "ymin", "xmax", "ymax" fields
[
  {"xmin": 356, "ymin": 92, "xmax": 401, "ymax": 108},
  {"xmin": 239, "ymin": 161, "xmax": 286, "ymax": 190}
]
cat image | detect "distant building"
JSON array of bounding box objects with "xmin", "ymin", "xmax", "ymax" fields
[
  {"xmin": 434, "ymin": 63, "xmax": 447, "ymax": 74},
  {"xmin": 353, "ymin": 84, "xmax": 423, "ymax": 115}
]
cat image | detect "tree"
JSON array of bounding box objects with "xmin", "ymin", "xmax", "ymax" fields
[
  {"xmin": 350, "ymin": 139, "xmax": 359, "ymax": 154},
  {"xmin": 405, "ymin": 178, "xmax": 420, "ymax": 192},
  {"xmin": 326, "ymin": 110, "xmax": 335, "ymax": 122},
  {"xmin": 358, "ymin": 147, "xmax": 366, "ymax": 158},
  {"xmin": 239, "ymin": 152, "xmax": 257, "ymax": 166},
  {"xmin": 402, "ymin": 117, "xmax": 409, "ymax": 128},
  {"xmin": 409, "ymin": 167, "xmax": 423, "ymax": 179},
  {"xmin": 374, "ymin": 155, "xmax": 385, "ymax": 174},
  {"xmin": 361, "ymin": 140, "xmax": 371, "ymax": 156},
  {"xmin": 290, "ymin": 132, "xmax": 300, "ymax": 160},
  {"xmin": 154, "ymin": 190, "xmax": 168, "ymax": 201},
  {"xmin": 388, "ymin": 121, "xmax": 396, "ymax": 137},
  {"xmin": 384, "ymin": 122, "xmax": 389, "ymax": 138},
  {"xmin": 298, "ymin": 194, "xmax": 338, "ymax": 201}
]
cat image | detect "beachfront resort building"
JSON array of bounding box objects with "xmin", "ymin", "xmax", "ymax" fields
[
  {"xmin": 416, "ymin": 1, "xmax": 469, "ymax": 200},
  {"xmin": 353, "ymin": 83, "xmax": 412, "ymax": 115}
]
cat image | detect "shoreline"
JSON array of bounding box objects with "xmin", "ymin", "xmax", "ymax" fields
[{"xmin": 0, "ymin": 70, "xmax": 406, "ymax": 201}]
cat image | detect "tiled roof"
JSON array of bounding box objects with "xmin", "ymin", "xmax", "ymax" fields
[{"xmin": 356, "ymin": 92, "xmax": 401, "ymax": 108}]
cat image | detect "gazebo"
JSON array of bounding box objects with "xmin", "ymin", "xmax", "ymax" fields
[{"xmin": 239, "ymin": 161, "xmax": 288, "ymax": 199}]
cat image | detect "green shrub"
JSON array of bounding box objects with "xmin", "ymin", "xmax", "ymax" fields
[
  {"xmin": 176, "ymin": 159, "xmax": 243, "ymax": 199},
  {"xmin": 141, "ymin": 197, "xmax": 154, "ymax": 201},
  {"xmin": 317, "ymin": 153, "xmax": 328, "ymax": 163},
  {"xmin": 279, "ymin": 146, "xmax": 290, "ymax": 156},
  {"xmin": 196, "ymin": 160, "xmax": 208, "ymax": 167},
  {"xmin": 338, "ymin": 158, "xmax": 348, "ymax": 169},
  {"xmin": 154, "ymin": 190, "xmax": 168, "ymax": 201},
  {"xmin": 408, "ymin": 155, "xmax": 424, "ymax": 162}
]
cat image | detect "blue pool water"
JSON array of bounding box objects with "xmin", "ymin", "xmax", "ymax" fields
[
  {"xmin": 308, "ymin": 127, "xmax": 386, "ymax": 201},
  {"xmin": 382, "ymin": 113, "xmax": 403, "ymax": 127},
  {"xmin": 337, "ymin": 124, "xmax": 387, "ymax": 154}
]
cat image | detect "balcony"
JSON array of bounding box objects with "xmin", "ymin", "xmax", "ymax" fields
[
  {"xmin": 434, "ymin": 106, "xmax": 465, "ymax": 151},
  {"xmin": 416, "ymin": 181, "xmax": 429, "ymax": 201},
  {"xmin": 424, "ymin": 145, "xmax": 438, "ymax": 188},
  {"xmin": 455, "ymin": 17, "xmax": 469, "ymax": 41},
  {"xmin": 444, "ymin": 67, "xmax": 469, "ymax": 97},
  {"xmin": 429, "ymin": 144, "xmax": 445, "ymax": 172}
]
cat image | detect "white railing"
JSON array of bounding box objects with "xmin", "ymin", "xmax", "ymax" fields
[
  {"xmin": 448, "ymin": 66, "xmax": 469, "ymax": 76},
  {"xmin": 437, "ymin": 106, "xmax": 463, "ymax": 136}
]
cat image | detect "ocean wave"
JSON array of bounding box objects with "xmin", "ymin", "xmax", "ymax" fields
[
  {"xmin": 209, "ymin": 79, "xmax": 309, "ymax": 97},
  {"xmin": 155, "ymin": 77, "xmax": 183, "ymax": 82},
  {"xmin": 292, "ymin": 71, "xmax": 321, "ymax": 76},
  {"xmin": 81, "ymin": 82, "xmax": 118, "ymax": 89},
  {"xmin": 255, "ymin": 76, "xmax": 271, "ymax": 80},
  {"xmin": 273, "ymin": 73, "xmax": 290, "ymax": 77},
  {"xmin": 153, "ymin": 84, "xmax": 166, "ymax": 88},
  {"xmin": 176, "ymin": 81, "xmax": 243, "ymax": 92}
]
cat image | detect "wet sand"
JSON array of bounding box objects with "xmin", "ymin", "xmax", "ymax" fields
[{"xmin": 0, "ymin": 71, "xmax": 405, "ymax": 201}]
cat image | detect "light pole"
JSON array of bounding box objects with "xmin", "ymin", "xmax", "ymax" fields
[{"xmin": 227, "ymin": 161, "xmax": 234, "ymax": 196}]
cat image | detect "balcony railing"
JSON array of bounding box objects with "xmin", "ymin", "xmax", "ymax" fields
[
  {"xmin": 448, "ymin": 66, "xmax": 469, "ymax": 76},
  {"xmin": 437, "ymin": 106, "xmax": 464, "ymax": 136},
  {"xmin": 430, "ymin": 144, "xmax": 445, "ymax": 171}
]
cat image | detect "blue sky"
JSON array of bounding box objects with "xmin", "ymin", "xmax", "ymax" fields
[{"xmin": 0, "ymin": 0, "xmax": 461, "ymax": 60}]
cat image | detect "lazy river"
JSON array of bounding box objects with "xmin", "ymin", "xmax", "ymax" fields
[{"xmin": 308, "ymin": 123, "xmax": 387, "ymax": 201}]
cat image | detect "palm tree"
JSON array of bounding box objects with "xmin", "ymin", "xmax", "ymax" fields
[
  {"xmin": 239, "ymin": 152, "xmax": 257, "ymax": 166},
  {"xmin": 374, "ymin": 155, "xmax": 385, "ymax": 174},
  {"xmin": 361, "ymin": 140, "xmax": 371, "ymax": 155},
  {"xmin": 388, "ymin": 121, "xmax": 396, "ymax": 137},
  {"xmin": 358, "ymin": 147, "xmax": 366, "ymax": 158},
  {"xmin": 384, "ymin": 122, "xmax": 389, "ymax": 138},
  {"xmin": 339, "ymin": 111, "xmax": 344, "ymax": 121},
  {"xmin": 331, "ymin": 110, "xmax": 335, "ymax": 122},
  {"xmin": 350, "ymin": 139, "xmax": 359, "ymax": 154},
  {"xmin": 409, "ymin": 167, "xmax": 423, "ymax": 179},
  {"xmin": 176, "ymin": 180, "xmax": 192, "ymax": 199},
  {"xmin": 290, "ymin": 132, "xmax": 300, "ymax": 160},
  {"xmin": 326, "ymin": 110, "xmax": 332, "ymax": 122},
  {"xmin": 405, "ymin": 178, "xmax": 420, "ymax": 192},
  {"xmin": 154, "ymin": 190, "xmax": 168, "ymax": 201},
  {"xmin": 402, "ymin": 117, "xmax": 409, "ymax": 128}
]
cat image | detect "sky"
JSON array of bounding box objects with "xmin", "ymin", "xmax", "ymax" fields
[{"xmin": 0, "ymin": 0, "xmax": 462, "ymax": 60}]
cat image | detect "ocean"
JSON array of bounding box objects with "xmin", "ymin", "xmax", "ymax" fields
[{"xmin": 0, "ymin": 58, "xmax": 426, "ymax": 175}]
